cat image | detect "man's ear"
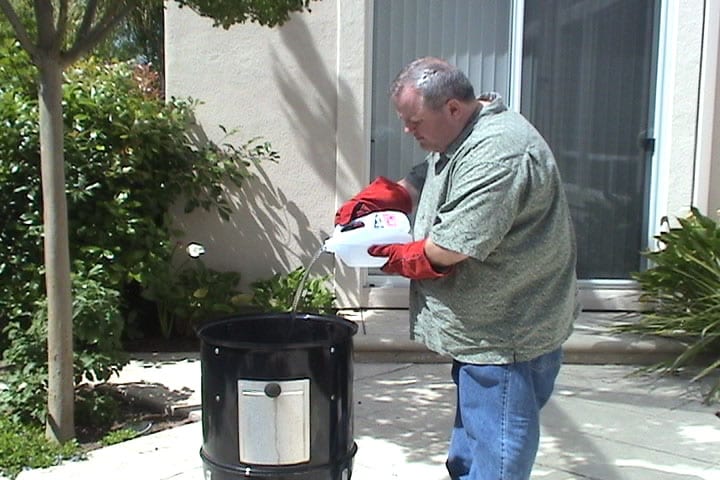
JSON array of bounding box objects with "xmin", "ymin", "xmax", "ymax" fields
[{"xmin": 446, "ymin": 98, "xmax": 463, "ymax": 118}]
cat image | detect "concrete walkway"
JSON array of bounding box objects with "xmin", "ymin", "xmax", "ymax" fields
[{"xmin": 14, "ymin": 311, "xmax": 720, "ymax": 480}]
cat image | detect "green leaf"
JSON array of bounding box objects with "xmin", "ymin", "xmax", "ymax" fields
[{"xmin": 619, "ymin": 208, "xmax": 720, "ymax": 403}]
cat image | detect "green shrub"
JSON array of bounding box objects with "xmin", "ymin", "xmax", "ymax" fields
[
  {"xmin": 0, "ymin": 39, "xmax": 276, "ymax": 342},
  {"xmin": 0, "ymin": 416, "xmax": 81, "ymax": 480},
  {"xmin": 0, "ymin": 38, "xmax": 276, "ymax": 424},
  {"xmin": 142, "ymin": 247, "xmax": 247, "ymax": 337},
  {"xmin": 0, "ymin": 266, "xmax": 126, "ymax": 424},
  {"xmin": 0, "ymin": 322, "xmax": 49, "ymax": 425},
  {"xmin": 74, "ymin": 386, "xmax": 121, "ymax": 436},
  {"xmin": 617, "ymin": 207, "xmax": 720, "ymax": 402},
  {"xmin": 0, "ymin": 39, "xmax": 45, "ymax": 348},
  {"xmin": 101, "ymin": 427, "xmax": 139, "ymax": 447},
  {"xmin": 250, "ymin": 267, "xmax": 336, "ymax": 314}
]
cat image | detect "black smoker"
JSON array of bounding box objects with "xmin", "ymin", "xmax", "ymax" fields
[{"xmin": 197, "ymin": 312, "xmax": 358, "ymax": 480}]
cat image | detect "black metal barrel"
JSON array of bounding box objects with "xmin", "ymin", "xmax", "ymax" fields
[{"xmin": 197, "ymin": 312, "xmax": 358, "ymax": 480}]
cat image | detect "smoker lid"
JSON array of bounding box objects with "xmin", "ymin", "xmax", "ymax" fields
[{"xmin": 197, "ymin": 312, "xmax": 358, "ymax": 349}]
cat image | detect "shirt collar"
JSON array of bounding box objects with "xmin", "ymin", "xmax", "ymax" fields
[
  {"xmin": 442, "ymin": 105, "xmax": 480, "ymax": 160},
  {"xmin": 477, "ymin": 92, "xmax": 507, "ymax": 116},
  {"xmin": 441, "ymin": 92, "xmax": 506, "ymax": 158}
]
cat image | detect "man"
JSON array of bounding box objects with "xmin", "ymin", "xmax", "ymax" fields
[{"xmin": 336, "ymin": 57, "xmax": 579, "ymax": 479}]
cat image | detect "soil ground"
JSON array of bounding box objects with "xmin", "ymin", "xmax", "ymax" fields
[
  {"xmin": 78, "ymin": 336, "xmax": 201, "ymax": 450},
  {"xmin": 77, "ymin": 392, "xmax": 195, "ymax": 451}
]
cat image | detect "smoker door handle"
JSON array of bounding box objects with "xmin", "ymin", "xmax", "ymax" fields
[{"xmin": 264, "ymin": 382, "xmax": 282, "ymax": 398}]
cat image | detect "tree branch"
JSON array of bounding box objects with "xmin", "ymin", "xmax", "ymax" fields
[
  {"xmin": 62, "ymin": 1, "xmax": 138, "ymax": 67},
  {"xmin": 34, "ymin": 0, "xmax": 57, "ymax": 51},
  {"xmin": 76, "ymin": 0, "xmax": 98, "ymax": 41},
  {"xmin": 0, "ymin": 0, "xmax": 39, "ymax": 58},
  {"xmin": 54, "ymin": 0, "xmax": 69, "ymax": 48}
]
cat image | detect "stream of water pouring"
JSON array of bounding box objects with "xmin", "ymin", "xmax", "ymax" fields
[{"xmin": 291, "ymin": 247, "xmax": 325, "ymax": 315}]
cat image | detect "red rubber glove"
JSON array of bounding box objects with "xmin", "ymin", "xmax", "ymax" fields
[
  {"xmin": 335, "ymin": 177, "xmax": 412, "ymax": 225},
  {"xmin": 368, "ymin": 240, "xmax": 450, "ymax": 280}
]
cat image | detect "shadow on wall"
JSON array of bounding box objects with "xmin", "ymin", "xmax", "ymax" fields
[
  {"xmin": 174, "ymin": 14, "xmax": 363, "ymax": 286},
  {"xmin": 221, "ymin": 16, "xmax": 363, "ymax": 283},
  {"xmin": 274, "ymin": 14, "xmax": 363, "ymax": 192},
  {"xmin": 227, "ymin": 163, "xmax": 334, "ymax": 275},
  {"xmin": 169, "ymin": 116, "xmax": 324, "ymax": 282},
  {"xmin": 171, "ymin": 161, "xmax": 336, "ymax": 291}
]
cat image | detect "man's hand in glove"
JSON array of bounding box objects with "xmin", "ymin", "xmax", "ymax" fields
[
  {"xmin": 335, "ymin": 177, "xmax": 412, "ymax": 225},
  {"xmin": 368, "ymin": 240, "xmax": 452, "ymax": 280}
]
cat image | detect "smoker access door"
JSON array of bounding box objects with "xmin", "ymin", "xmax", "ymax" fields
[{"xmin": 237, "ymin": 378, "xmax": 310, "ymax": 465}]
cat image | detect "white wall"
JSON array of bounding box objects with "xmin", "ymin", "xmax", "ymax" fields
[
  {"xmin": 697, "ymin": 0, "xmax": 720, "ymax": 218},
  {"xmin": 654, "ymin": 0, "xmax": 704, "ymax": 226},
  {"xmin": 165, "ymin": 1, "xmax": 348, "ymax": 295},
  {"xmin": 658, "ymin": 0, "xmax": 720, "ymax": 223}
]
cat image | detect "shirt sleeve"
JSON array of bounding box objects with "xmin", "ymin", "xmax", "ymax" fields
[
  {"xmin": 430, "ymin": 149, "xmax": 528, "ymax": 261},
  {"xmin": 404, "ymin": 160, "xmax": 429, "ymax": 194}
]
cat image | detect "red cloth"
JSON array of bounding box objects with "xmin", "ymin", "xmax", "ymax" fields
[
  {"xmin": 335, "ymin": 177, "xmax": 412, "ymax": 225},
  {"xmin": 368, "ymin": 240, "xmax": 450, "ymax": 280}
]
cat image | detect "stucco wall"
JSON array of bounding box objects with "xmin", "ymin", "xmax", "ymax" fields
[
  {"xmin": 698, "ymin": 0, "xmax": 720, "ymax": 218},
  {"xmin": 657, "ymin": 0, "xmax": 720, "ymax": 223},
  {"xmin": 165, "ymin": 1, "xmax": 346, "ymax": 291},
  {"xmin": 655, "ymin": 0, "xmax": 704, "ymax": 223},
  {"xmin": 164, "ymin": 0, "xmax": 717, "ymax": 308}
]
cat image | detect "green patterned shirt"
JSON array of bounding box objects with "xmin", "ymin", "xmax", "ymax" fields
[{"xmin": 405, "ymin": 94, "xmax": 579, "ymax": 364}]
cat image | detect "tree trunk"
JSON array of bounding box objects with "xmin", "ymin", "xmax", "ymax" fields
[{"xmin": 38, "ymin": 56, "xmax": 75, "ymax": 443}]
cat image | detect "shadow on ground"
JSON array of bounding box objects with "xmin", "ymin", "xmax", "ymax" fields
[{"xmin": 111, "ymin": 382, "xmax": 194, "ymax": 417}]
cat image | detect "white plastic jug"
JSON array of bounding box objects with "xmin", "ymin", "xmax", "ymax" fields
[{"xmin": 323, "ymin": 211, "xmax": 412, "ymax": 267}]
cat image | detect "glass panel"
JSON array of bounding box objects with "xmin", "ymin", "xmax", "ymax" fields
[
  {"xmin": 521, "ymin": 0, "xmax": 659, "ymax": 279},
  {"xmin": 369, "ymin": 0, "xmax": 513, "ymax": 284},
  {"xmin": 371, "ymin": 0, "xmax": 513, "ymax": 181}
]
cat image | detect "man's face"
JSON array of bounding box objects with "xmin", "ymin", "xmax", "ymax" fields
[{"xmin": 393, "ymin": 86, "xmax": 461, "ymax": 153}]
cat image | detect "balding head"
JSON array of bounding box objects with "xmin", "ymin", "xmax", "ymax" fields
[{"xmin": 391, "ymin": 57, "xmax": 476, "ymax": 111}]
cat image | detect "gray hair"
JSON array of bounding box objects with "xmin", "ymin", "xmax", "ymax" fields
[{"xmin": 390, "ymin": 57, "xmax": 475, "ymax": 110}]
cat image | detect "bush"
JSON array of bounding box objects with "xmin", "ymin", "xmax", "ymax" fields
[
  {"xmin": 74, "ymin": 386, "xmax": 121, "ymax": 437},
  {"xmin": 0, "ymin": 416, "xmax": 81, "ymax": 480},
  {"xmin": 0, "ymin": 265, "xmax": 126, "ymax": 425},
  {"xmin": 0, "ymin": 38, "xmax": 276, "ymax": 341},
  {"xmin": 617, "ymin": 207, "xmax": 720, "ymax": 403},
  {"xmin": 142, "ymin": 245, "xmax": 247, "ymax": 337},
  {"xmin": 0, "ymin": 39, "xmax": 276, "ymax": 424},
  {"xmin": 101, "ymin": 428, "xmax": 139, "ymax": 447},
  {"xmin": 250, "ymin": 267, "xmax": 336, "ymax": 314}
]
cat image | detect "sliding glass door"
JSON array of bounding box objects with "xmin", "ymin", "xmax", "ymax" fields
[
  {"xmin": 521, "ymin": 0, "xmax": 660, "ymax": 281},
  {"xmin": 371, "ymin": 0, "xmax": 514, "ymax": 181},
  {"xmin": 371, "ymin": 0, "xmax": 661, "ymax": 309}
]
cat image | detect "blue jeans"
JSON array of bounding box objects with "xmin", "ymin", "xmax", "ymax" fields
[{"xmin": 446, "ymin": 348, "xmax": 562, "ymax": 480}]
